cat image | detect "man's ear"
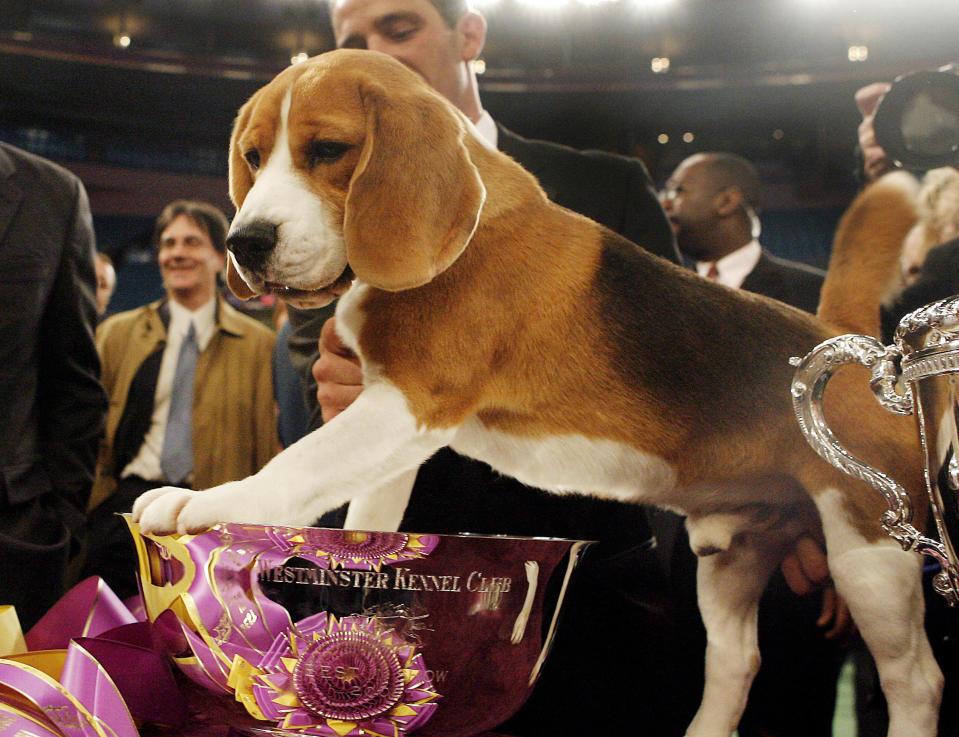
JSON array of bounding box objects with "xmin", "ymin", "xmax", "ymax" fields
[
  {"xmin": 714, "ymin": 186, "xmax": 744, "ymax": 217},
  {"xmin": 458, "ymin": 11, "xmax": 487, "ymax": 62}
]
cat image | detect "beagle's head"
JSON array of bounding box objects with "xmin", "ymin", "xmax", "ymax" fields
[{"xmin": 225, "ymin": 49, "xmax": 487, "ymax": 308}]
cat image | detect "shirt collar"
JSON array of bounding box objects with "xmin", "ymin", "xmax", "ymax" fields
[
  {"xmin": 473, "ymin": 110, "xmax": 498, "ymax": 149},
  {"xmin": 697, "ymin": 240, "xmax": 762, "ymax": 289},
  {"xmin": 168, "ymin": 296, "xmax": 217, "ymax": 351}
]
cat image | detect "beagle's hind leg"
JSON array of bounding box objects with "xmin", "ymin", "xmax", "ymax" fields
[
  {"xmin": 815, "ymin": 488, "xmax": 942, "ymax": 737},
  {"xmin": 684, "ymin": 535, "xmax": 781, "ymax": 737}
]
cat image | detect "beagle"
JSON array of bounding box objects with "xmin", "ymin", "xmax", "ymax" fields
[{"xmin": 133, "ymin": 50, "xmax": 941, "ymax": 736}]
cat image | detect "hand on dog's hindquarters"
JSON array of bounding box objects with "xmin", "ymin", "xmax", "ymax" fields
[
  {"xmin": 855, "ymin": 81, "xmax": 895, "ymax": 183},
  {"xmin": 781, "ymin": 536, "xmax": 830, "ymax": 594},
  {"xmin": 817, "ymin": 587, "xmax": 854, "ymax": 642},
  {"xmin": 313, "ymin": 317, "xmax": 363, "ymax": 423},
  {"xmin": 782, "ymin": 535, "xmax": 856, "ymax": 641}
]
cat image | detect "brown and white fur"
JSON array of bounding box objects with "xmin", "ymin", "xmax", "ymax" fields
[
  {"xmin": 132, "ymin": 50, "xmax": 942, "ymax": 736},
  {"xmin": 898, "ymin": 167, "xmax": 959, "ymax": 290}
]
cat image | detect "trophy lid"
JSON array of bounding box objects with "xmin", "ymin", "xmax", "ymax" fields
[{"xmin": 895, "ymin": 296, "xmax": 959, "ymax": 382}]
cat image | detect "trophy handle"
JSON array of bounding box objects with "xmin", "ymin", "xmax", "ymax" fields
[{"xmin": 790, "ymin": 335, "xmax": 953, "ymax": 575}]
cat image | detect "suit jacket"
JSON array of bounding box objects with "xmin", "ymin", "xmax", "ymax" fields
[
  {"xmin": 0, "ymin": 142, "xmax": 107, "ymax": 629},
  {"xmin": 496, "ymin": 124, "xmax": 680, "ymax": 263},
  {"xmin": 90, "ymin": 295, "xmax": 278, "ymax": 510},
  {"xmin": 740, "ymin": 250, "xmax": 826, "ymax": 313}
]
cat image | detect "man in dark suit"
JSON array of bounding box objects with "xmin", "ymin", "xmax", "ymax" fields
[
  {"xmin": 289, "ymin": 5, "xmax": 699, "ymax": 733},
  {"xmin": 291, "ymin": 6, "xmax": 838, "ymax": 735},
  {"xmin": 661, "ymin": 151, "xmax": 826, "ymax": 312},
  {"xmin": 0, "ymin": 142, "xmax": 107, "ymax": 630},
  {"xmin": 662, "ymin": 151, "xmax": 846, "ymax": 737}
]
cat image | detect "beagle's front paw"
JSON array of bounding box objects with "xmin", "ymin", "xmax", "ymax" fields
[
  {"xmin": 131, "ymin": 486, "xmax": 200, "ymax": 535},
  {"xmin": 132, "ymin": 480, "xmax": 271, "ymax": 535}
]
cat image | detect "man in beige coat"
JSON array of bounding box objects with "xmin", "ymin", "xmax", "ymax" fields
[{"xmin": 83, "ymin": 200, "xmax": 277, "ymax": 597}]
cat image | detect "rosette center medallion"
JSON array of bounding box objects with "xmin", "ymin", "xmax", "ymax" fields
[{"xmin": 292, "ymin": 630, "xmax": 405, "ymax": 721}]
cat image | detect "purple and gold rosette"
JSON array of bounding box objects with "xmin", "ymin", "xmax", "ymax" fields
[
  {"xmin": 229, "ymin": 611, "xmax": 438, "ymax": 736},
  {"xmin": 264, "ymin": 528, "xmax": 440, "ymax": 570},
  {"xmin": 125, "ymin": 518, "xmax": 589, "ymax": 737}
]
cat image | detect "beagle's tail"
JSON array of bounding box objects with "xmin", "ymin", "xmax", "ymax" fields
[{"xmin": 816, "ymin": 170, "xmax": 919, "ymax": 338}]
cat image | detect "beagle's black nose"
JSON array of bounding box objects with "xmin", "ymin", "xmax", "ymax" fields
[{"xmin": 227, "ymin": 221, "xmax": 277, "ymax": 270}]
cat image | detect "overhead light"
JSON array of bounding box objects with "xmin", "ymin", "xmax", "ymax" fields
[
  {"xmin": 514, "ymin": 0, "xmax": 569, "ymax": 8},
  {"xmin": 631, "ymin": 0, "xmax": 675, "ymax": 8},
  {"xmin": 847, "ymin": 45, "xmax": 868, "ymax": 62},
  {"xmin": 290, "ymin": 51, "xmax": 309, "ymax": 65},
  {"xmin": 682, "ymin": 132, "xmax": 694, "ymax": 143},
  {"xmin": 651, "ymin": 57, "xmax": 670, "ymax": 74},
  {"xmin": 471, "ymin": 59, "xmax": 487, "ymax": 75},
  {"xmin": 657, "ymin": 133, "xmax": 670, "ymax": 144},
  {"xmin": 112, "ymin": 6, "xmax": 133, "ymax": 50},
  {"xmin": 515, "ymin": 0, "xmax": 615, "ymax": 7}
]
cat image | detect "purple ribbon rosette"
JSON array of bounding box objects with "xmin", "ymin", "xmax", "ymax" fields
[
  {"xmin": 231, "ymin": 611, "xmax": 438, "ymax": 736},
  {"xmin": 0, "ymin": 577, "xmax": 186, "ymax": 737},
  {"xmin": 124, "ymin": 517, "xmax": 590, "ymax": 737}
]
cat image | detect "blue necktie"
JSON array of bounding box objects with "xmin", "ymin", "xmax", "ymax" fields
[{"xmin": 160, "ymin": 322, "xmax": 198, "ymax": 485}]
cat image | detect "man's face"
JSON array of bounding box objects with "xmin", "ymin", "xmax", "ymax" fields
[
  {"xmin": 331, "ymin": 0, "xmax": 467, "ymax": 107},
  {"xmin": 157, "ymin": 214, "xmax": 225, "ymax": 307},
  {"xmin": 660, "ymin": 156, "xmax": 721, "ymax": 260},
  {"xmin": 94, "ymin": 257, "xmax": 115, "ymax": 315}
]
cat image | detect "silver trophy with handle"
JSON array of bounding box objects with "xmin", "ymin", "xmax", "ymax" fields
[{"xmin": 792, "ymin": 295, "xmax": 959, "ymax": 604}]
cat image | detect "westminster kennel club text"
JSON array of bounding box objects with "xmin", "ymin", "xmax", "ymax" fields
[{"xmin": 258, "ymin": 564, "xmax": 512, "ymax": 594}]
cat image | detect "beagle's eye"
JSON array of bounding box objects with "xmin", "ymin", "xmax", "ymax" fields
[
  {"xmin": 307, "ymin": 141, "xmax": 350, "ymax": 167},
  {"xmin": 244, "ymin": 149, "xmax": 260, "ymax": 170}
]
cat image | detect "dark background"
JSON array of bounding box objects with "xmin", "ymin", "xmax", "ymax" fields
[{"xmin": 2, "ymin": 0, "xmax": 956, "ymax": 309}]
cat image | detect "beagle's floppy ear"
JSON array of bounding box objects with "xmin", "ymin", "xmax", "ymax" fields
[
  {"xmin": 225, "ymin": 251, "xmax": 259, "ymax": 300},
  {"xmin": 228, "ymin": 95, "xmax": 256, "ymax": 209},
  {"xmin": 226, "ymin": 96, "xmax": 264, "ymax": 301},
  {"xmin": 343, "ymin": 81, "xmax": 486, "ymax": 291}
]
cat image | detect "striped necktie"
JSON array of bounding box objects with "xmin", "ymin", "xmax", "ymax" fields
[{"xmin": 160, "ymin": 321, "xmax": 198, "ymax": 485}]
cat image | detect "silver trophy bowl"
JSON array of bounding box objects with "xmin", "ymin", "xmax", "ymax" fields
[{"xmin": 792, "ymin": 295, "xmax": 959, "ymax": 604}]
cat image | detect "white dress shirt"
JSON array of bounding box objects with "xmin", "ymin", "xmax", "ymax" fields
[
  {"xmin": 696, "ymin": 239, "xmax": 762, "ymax": 290},
  {"xmin": 473, "ymin": 110, "xmax": 498, "ymax": 149}
]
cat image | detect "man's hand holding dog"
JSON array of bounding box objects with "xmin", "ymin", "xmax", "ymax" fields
[
  {"xmin": 313, "ymin": 317, "xmax": 363, "ymax": 424},
  {"xmin": 782, "ymin": 536, "xmax": 853, "ymax": 640}
]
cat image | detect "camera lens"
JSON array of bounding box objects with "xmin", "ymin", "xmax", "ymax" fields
[{"xmin": 874, "ymin": 67, "xmax": 959, "ymax": 171}]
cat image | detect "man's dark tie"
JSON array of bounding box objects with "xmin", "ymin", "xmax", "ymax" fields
[
  {"xmin": 160, "ymin": 322, "xmax": 198, "ymax": 485},
  {"xmin": 706, "ymin": 263, "xmax": 720, "ymax": 280}
]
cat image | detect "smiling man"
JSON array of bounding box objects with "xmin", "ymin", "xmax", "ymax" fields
[{"xmin": 81, "ymin": 199, "xmax": 278, "ymax": 598}]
